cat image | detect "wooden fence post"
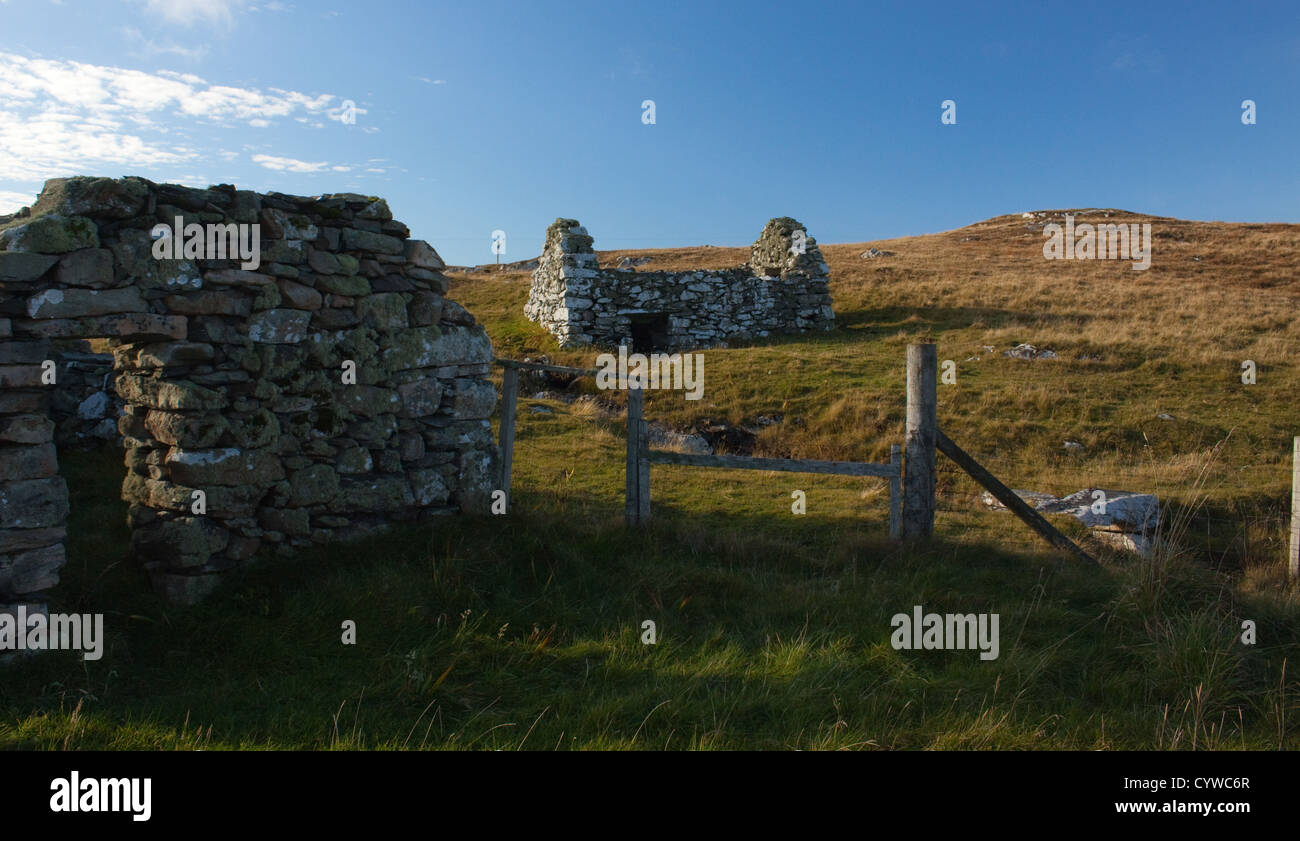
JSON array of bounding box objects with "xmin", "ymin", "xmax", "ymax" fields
[
  {"xmin": 889, "ymin": 443, "xmax": 902, "ymax": 539},
  {"xmin": 903, "ymin": 343, "xmax": 937, "ymax": 539},
  {"xmin": 626, "ymin": 385, "xmax": 645, "ymax": 527},
  {"xmin": 1290, "ymin": 436, "xmax": 1300, "ymax": 579},
  {"xmin": 637, "ymin": 396, "xmax": 651, "ymax": 526},
  {"xmin": 498, "ymin": 366, "xmax": 518, "ymax": 510}
]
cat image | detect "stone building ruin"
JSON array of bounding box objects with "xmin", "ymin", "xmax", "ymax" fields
[
  {"xmin": 0, "ymin": 176, "xmax": 497, "ymax": 610},
  {"xmin": 525, "ymin": 217, "xmax": 835, "ymax": 351}
]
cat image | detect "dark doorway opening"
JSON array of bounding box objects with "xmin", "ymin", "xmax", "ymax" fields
[{"xmin": 628, "ymin": 314, "xmax": 670, "ymax": 353}]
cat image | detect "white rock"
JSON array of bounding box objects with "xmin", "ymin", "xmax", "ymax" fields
[{"xmin": 76, "ymin": 391, "xmax": 111, "ymax": 420}]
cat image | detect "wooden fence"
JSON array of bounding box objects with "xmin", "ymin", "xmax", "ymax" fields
[
  {"xmin": 494, "ymin": 357, "xmax": 902, "ymax": 538},
  {"xmin": 493, "ymin": 345, "xmax": 1098, "ymax": 565}
]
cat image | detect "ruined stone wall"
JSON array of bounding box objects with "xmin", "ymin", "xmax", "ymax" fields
[
  {"xmin": 0, "ymin": 176, "xmax": 497, "ymax": 609},
  {"xmin": 46, "ymin": 344, "xmax": 123, "ymax": 447},
  {"xmin": 524, "ymin": 217, "xmax": 835, "ymax": 349}
]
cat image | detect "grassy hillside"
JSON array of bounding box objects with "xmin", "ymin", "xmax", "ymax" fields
[{"xmin": 3, "ymin": 210, "xmax": 1297, "ymax": 750}]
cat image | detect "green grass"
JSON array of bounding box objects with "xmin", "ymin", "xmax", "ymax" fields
[
  {"xmin": 2, "ymin": 428, "xmax": 1296, "ymax": 750},
  {"xmin": 4, "ymin": 214, "xmax": 1300, "ymax": 749}
]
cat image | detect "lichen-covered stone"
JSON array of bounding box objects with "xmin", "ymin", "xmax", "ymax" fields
[{"xmin": 0, "ymin": 214, "xmax": 100, "ymax": 253}]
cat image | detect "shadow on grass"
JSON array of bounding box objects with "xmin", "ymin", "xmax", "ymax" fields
[{"xmin": 3, "ymin": 448, "xmax": 1294, "ymax": 750}]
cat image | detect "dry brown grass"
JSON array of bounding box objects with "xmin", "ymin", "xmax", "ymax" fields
[{"xmin": 452, "ymin": 209, "xmax": 1300, "ymax": 577}]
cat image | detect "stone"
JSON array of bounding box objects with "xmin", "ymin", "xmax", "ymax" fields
[
  {"xmin": 164, "ymin": 447, "xmax": 284, "ymax": 486},
  {"xmin": 336, "ymin": 385, "xmax": 401, "ymax": 416},
  {"xmin": 56, "ymin": 248, "xmax": 116, "ymax": 287},
  {"xmin": 0, "ymin": 443, "xmax": 58, "ymax": 481},
  {"xmin": 0, "ymin": 365, "xmax": 44, "ymax": 388},
  {"xmin": 440, "ymin": 300, "xmax": 475, "ymax": 326},
  {"xmin": 1004, "ymin": 343, "xmax": 1057, "ymax": 360},
  {"xmin": 336, "ymin": 446, "xmax": 373, "ymax": 474},
  {"xmin": 408, "ymin": 468, "xmax": 449, "ymax": 506},
  {"xmin": 357, "ymin": 293, "xmax": 408, "ymax": 330},
  {"xmin": 259, "ymin": 507, "xmax": 310, "ymax": 536},
  {"xmin": 342, "ymin": 228, "xmax": 404, "ymax": 255},
  {"xmin": 19, "ymin": 313, "xmax": 187, "ymax": 341},
  {"xmin": 329, "ymin": 476, "xmax": 414, "ymax": 512},
  {"xmin": 204, "ymin": 269, "xmax": 275, "ymax": 288},
  {"xmin": 75, "ymin": 391, "xmax": 111, "ymax": 420},
  {"xmin": 0, "ymin": 252, "xmax": 59, "ymax": 282},
  {"xmin": 259, "ymin": 208, "xmax": 318, "ymax": 241},
  {"xmin": 247, "ymin": 309, "xmax": 311, "ymax": 344},
  {"xmin": 134, "ymin": 341, "xmax": 216, "ymax": 368},
  {"xmin": 30, "ymin": 176, "xmax": 150, "ymax": 219},
  {"xmin": 405, "ymin": 240, "xmax": 445, "ymax": 269},
  {"xmin": 448, "ymin": 379, "xmax": 497, "ymax": 419},
  {"xmin": 0, "ymin": 526, "xmax": 66, "ymax": 554},
  {"xmin": 163, "ymin": 290, "xmax": 251, "ymax": 317},
  {"xmin": 26, "ymin": 286, "xmax": 147, "ymax": 319},
  {"xmin": 0, "ymin": 214, "xmax": 99, "ymax": 253},
  {"xmin": 311, "ymin": 308, "xmax": 359, "ymax": 329},
  {"xmin": 1040, "ymin": 489, "xmax": 1160, "ymax": 534},
  {"xmin": 0, "ymin": 477, "xmax": 69, "ymax": 529},
  {"xmin": 146, "ymin": 411, "xmax": 229, "ymax": 448},
  {"xmin": 0, "ymin": 543, "xmax": 66, "ymax": 594},
  {"xmin": 383, "ymin": 325, "xmax": 492, "ymax": 370},
  {"xmin": 115, "ymin": 374, "xmax": 226, "ymax": 411},
  {"xmin": 307, "ymin": 248, "xmax": 342, "ymax": 274},
  {"xmin": 397, "ymin": 379, "xmax": 442, "ymax": 417},
  {"xmin": 278, "ymin": 278, "xmax": 322, "ymax": 310},
  {"xmin": 0, "ymin": 415, "xmax": 55, "ymax": 444},
  {"xmin": 408, "ymin": 291, "xmax": 443, "ymax": 326},
  {"xmin": 315, "ymin": 274, "xmax": 371, "ymax": 296},
  {"xmin": 287, "ymin": 464, "xmax": 340, "ymax": 507},
  {"xmin": 356, "ymin": 198, "xmax": 392, "ymax": 221}
]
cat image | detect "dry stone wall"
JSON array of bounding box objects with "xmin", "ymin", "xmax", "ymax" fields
[
  {"xmin": 525, "ymin": 217, "xmax": 835, "ymax": 350},
  {"xmin": 0, "ymin": 176, "xmax": 497, "ymax": 610}
]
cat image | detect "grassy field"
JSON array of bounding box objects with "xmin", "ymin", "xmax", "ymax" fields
[{"xmin": 3, "ymin": 209, "xmax": 1297, "ymax": 750}]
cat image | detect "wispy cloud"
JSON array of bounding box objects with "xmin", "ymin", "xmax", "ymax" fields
[
  {"xmin": 0, "ymin": 51, "xmax": 363, "ymax": 183},
  {"xmin": 413, "ymin": 76, "xmax": 446, "ymax": 85},
  {"xmin": 142, "ymin": 0, "xmax": 250, "ymax": 27},
  {"xmin": 120, "ymin": 26, "xmax": 210, "ymax": 61},
  {"xmin": 0, "ymin": 189, "xmax": 37, "ymax": 213},
  {"xmin": 251, "ymin": 153, "xmax": 329, "ymax": 172}
]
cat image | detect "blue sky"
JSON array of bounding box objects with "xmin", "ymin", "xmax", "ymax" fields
[{"xmin": 0, "ymin": 0, "xmax": 1296, "ymax": 265}]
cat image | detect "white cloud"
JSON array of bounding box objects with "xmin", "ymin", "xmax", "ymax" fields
[
  {"xmin": 0, "ymin": 51, "xmax": 358, "ymax": 182},
  {"xmin": 0, "ymin": 189, "xmax": 37, "ymax": 213},
  {"xmin": 143, "ymin": 0, "xmax": 249, "ymax": 27},
  {"xmin": 252, "ymin": 153, "xmax": 328, "ymax": 173},
  {"xmin": 120, "ymin": 26, "xmax": 209, "ymax": 61}
]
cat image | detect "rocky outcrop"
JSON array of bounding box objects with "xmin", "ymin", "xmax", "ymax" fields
[
  {"xmin": 524, "ymin": 217, "xmax": 835, "ymax": 350},
  {"xmin": 0, "ymin": 176, "xmax": 497, "ymax": 608}
]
